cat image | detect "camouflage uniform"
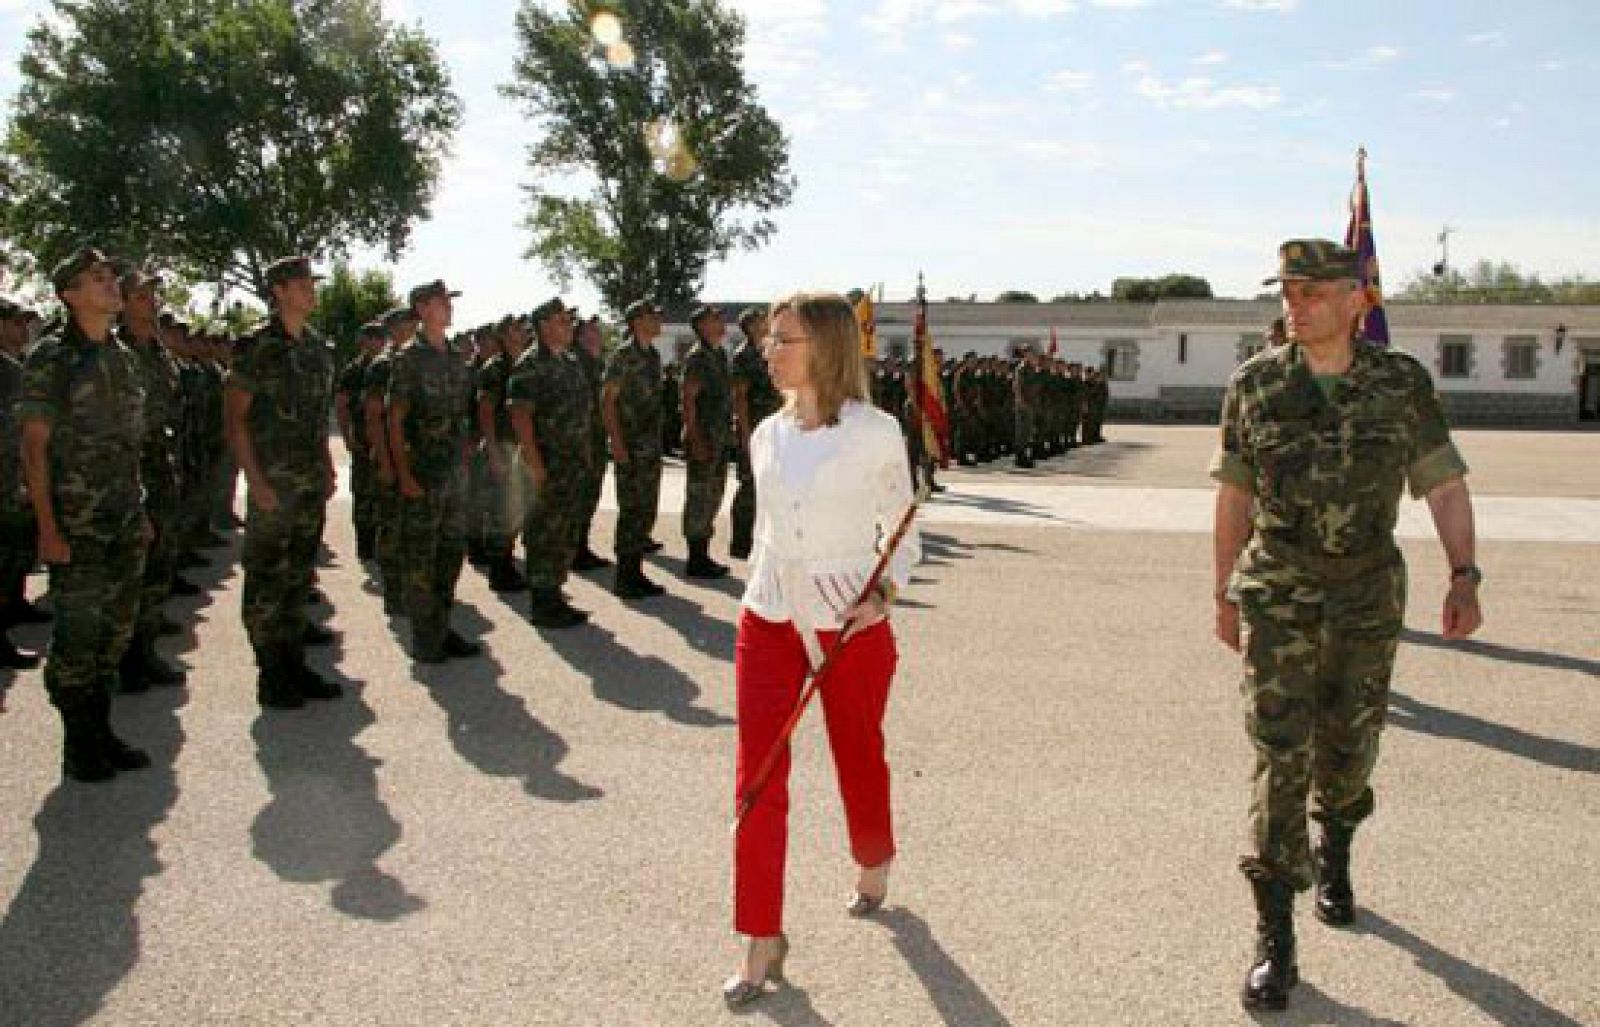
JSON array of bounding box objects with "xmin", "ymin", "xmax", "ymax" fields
[
  {"xmin": 388, "ymin": 336, "xmax": 473, "ymax": 656},
  {"xmin": 0, "ymin": 346, "xmax": 39, "ymax": 633},
  {"xmin": 1211, "ymin": 339, "xmax": 1468, "ymax": 892},
  {"xmin": 18, "ymin": 320, "xmax": 148, "ymax": 708},
  {"xmin": 574, "ymin": 343, "xmax": 610, "ymax": 556},
  {"xmin": 727, "ymin": 337, "xmax": 781, "ymax": 554},
  {"xmin": 364, "ymin": 346, "xmax": 404, "ymax": 608},
  {"xmin": 680, "ymin": 341, "xmax": 731, "ymax": 545},
  {"xmin": 336, "ymin": 348, "xmax": 378, "ymax": 554},
  {"xmin": 603, "ymin": 336, "xmax": 664, "ymax": 559},
  {"xmin": 506, "ymin": 344, "xmax": 592, "ymax": 590},
  {"xmin": 474, "ymin": 350, "xmax": 519, "ymax": 561},
  {"xmin": 230, "ymin": 317, "xmax": 334, "ymax": 664}
]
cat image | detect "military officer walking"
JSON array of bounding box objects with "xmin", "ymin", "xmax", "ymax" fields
[
  {"xmin": 679, "ymin": 305, "xmax": 732, "ymax": 578},
  {"xmin": 387, "ymin": 280, "xmax": 482, "ymax": 663},
  {"xmin": 225, "ymin": 256, "xmax": 342, "ymax": 709},
  {"xmin": 1211, "ymin": 239, "xmax": 1483, "ymax": 1010},
  {"xmin": 601, "ymin": 299, "xmax": 667, "ymax": 599},
  {"xmin": 19, "ymin": 248, "xmax": 152, "ymax": 780}
]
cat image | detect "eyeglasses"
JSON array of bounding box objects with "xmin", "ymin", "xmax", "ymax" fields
[{"xmin": 763, "ymin": 334, "xmax": 811, "ymax": 352}]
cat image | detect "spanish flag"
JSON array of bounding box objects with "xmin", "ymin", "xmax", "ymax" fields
[
  {"xmin": 856, "ymin": 289, "xmax": 877, "ymax": 358},
  {"xmin": 912, "ymin": 292, "xmax": 950, "ymax": 467}
]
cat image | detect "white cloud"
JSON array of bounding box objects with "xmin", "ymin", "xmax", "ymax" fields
[
  {"xmin": 1539, "ymin": 59, "xmax": 1568, "ymax": 72},
  {"xmin": 1220, "ymin": 0, "xmax": 1298, "ymax": 9},
  {"xmin": 1193, "ymin": 50, "xmax": 1229, "ymax": 66},
  {"xmin": 1323, "ymin": 45, "xmax": 1403, "ymax": 71},
  {"xmin": 943, "ymin": 31, "xmax": 977, "ymax": 50},
  {"xmin": 1463, "ymin": 31, "xmax": 1507, "ymax": 48},
  {"xmin": 1014, "ymin": 138, "xmax": 1104, "ymax": 169},
  {"xmin": 1135, "ymin": 75, "xmax": 1281, "ymax": 110},
  {"xmin": 864, "ymin": 0, "xmax": 1076, "ymax": 48},
  {"xmin": 1013, "ymin": 0, "xmax": 1078, "ymax": 14},
  {"xmin": 1044, "ymin": 69, "xmax": 1095, "ymax": 92},
  {"xmin": 818, "ymin": 80, "xmax": 874, "ymax": 111},
  {"xmin": 935, "ymin": 0, "xmax": 999, "ymax": 22},
  {"xmin": 1089, "ymin": 0, "xmax": 1148, "ymax": 8},
  {"xmin": 1412, "ymin": 88, "xmax": 1455, "ymax": 103},
  {"xmin": 1121, "ymin": 59, "xmax": 1151, "ymax": 74}
]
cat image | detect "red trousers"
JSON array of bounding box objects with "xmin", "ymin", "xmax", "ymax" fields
[{"xmin": 733, "ymin": 609, "xmax": 899, "ymax": 937}]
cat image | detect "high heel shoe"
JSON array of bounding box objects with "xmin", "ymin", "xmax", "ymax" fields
[
  {"xmin": 721, "ymin": 933, "xmax": 788, "ymax": 1009},
  {"xmin": 847, "ymin": 861, "xmax": 892, "ymax": 918}
]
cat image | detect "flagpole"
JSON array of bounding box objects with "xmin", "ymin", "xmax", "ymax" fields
[{"xmin": 911, "ymin": 273, "xmax": 928, "ymax": 488}]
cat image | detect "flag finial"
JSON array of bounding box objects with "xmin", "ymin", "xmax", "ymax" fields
[{"xmin": 1356, "ymin": 146, "xmax": 1367, "ymax": 178}]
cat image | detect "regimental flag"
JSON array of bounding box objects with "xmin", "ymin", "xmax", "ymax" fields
[
  {"xmin": 855, "ymin": 289, "xmax": 877, "ymax": 358},
  {"xmin": 912, "ymin": 288, "xmax": 950, "ymax": 467},
  {"xmin": 1049, "ymin": 324, "xmax": 1059, "ymax": 357},
  {"xmin": 1344, "ymin": 147, "xmax": 1390, "ymax": 345}
]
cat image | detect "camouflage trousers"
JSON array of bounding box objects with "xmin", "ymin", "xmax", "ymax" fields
[
  {"xmin": 475, "ymin": 447, "xmax": 523, "ymax": 555},
  {"xmin": 683, "ymin": 452, "xmax": 729, "ymax": 544},
  {"xmin": 613, "ymin": 448, "xmax": 662, "ymax": 559},
  {"xmin": 137, "ymin": 487, "xmax": 180, "ymax": 637},
  {"xmin": 375, "ymin": 481, "xmax": 404, "ymax": 600},
  {"xmin": 44, "ymin": 521, "xmax": 145, "ymax": 704},
  {"xmin": 242, "ymin": 488, "xmax": 326, "ymax": 653},
  {"xmin": 399, "ymin": 469, "xmax": 467, "ymax": 653},
  {"xmin": 0, "ymin": 508, "xmax": 38, "ymax": 616},
  {"xmin": 1013, "ymin": 409, "xmax": 1036, "ymax": 459},
  {"xmin": 522, "ymin": 468, "xmax": 583, "ymax": 590},
  {"xmin": 730, "ymin": 446, "xmax": 757, "ymax": 549},
  {"xmin": 350, "ymin": 451, "xmax": 378, "ymax": 540},
  {"xmin": 1236, "ymin": 551, "xmax": 1406, "ymax": 891},
  {"xmin": 578, "ymin": 436, "xmax": 608, "ymax": 539}
]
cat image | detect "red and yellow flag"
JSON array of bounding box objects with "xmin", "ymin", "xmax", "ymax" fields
[
  {"xmin": 855, "ymin": 290, "xmax": 877, "ymax": 358},
  {"xmin": 912, "ymin": 295, "xmax": 950, "ymax": 467}
]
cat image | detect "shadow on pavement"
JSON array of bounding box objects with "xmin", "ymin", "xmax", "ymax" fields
[
  {"xmin": 1388, "ymin": 690, "xmax": 1598, "ymax": 774},
  {"xmin": 0, "ymin": 686, "xmax": 184, "ymax": 1025},
  {"xmin": 1400, "ymin": 628, "xmax": 1600, "ymax": 678},
  {"xmin": 1354, "ymin": 909, "xmax": 1586, "ymax": 1027},
  {"xmin": 1245, "ymin": 980, "xmax": 1408, "ymax": 1026},
  {"xmin": 924, "ymin": 490, "xmax": 1064, "ymax": 524},
  {"xmin": 874, "ymin": 908, "xmax": 1011, "ymax": 1027},
  {"xmin": 413, "ymin": 648, "xmax": 604, "ymax": 803},
  {"xmin": 543, "ymin": 621, "xmax": 733, "ymax": 728},
  {"xmin": 250, "ymin": 649, "xmax": 425, "ymax": 921},
  {"xmin": 736, "ymin": 981, "xmax": 830, "ymax": 1026},
  {"xmin": 640, "ymin": 590, "xmax": 736, "ymax": 663}
]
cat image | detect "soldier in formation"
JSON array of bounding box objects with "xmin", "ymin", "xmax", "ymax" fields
[
  {"xmin": 0, "ymin": 295, "xmax": 45, "ymax": 670},
  {"xmin": 679, "ymin": 305, "xmax": 733, "ymax": 579},
  {"xmin": 728, "ymin": 306, "xmax": 780, "ymax": 560},
  {"xmin": 602, "ymin": 299, "xmax": 668, "ymax": 599}
]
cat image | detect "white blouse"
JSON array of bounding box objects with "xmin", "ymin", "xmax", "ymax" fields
[{"xmin": 741, "ymin": 399, "xmax": 922, "ymax": 641}]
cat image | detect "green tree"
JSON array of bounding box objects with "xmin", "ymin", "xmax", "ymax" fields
[
  {"xmin": 310, "ymin": 261, "xmax": 398, "ymax": 365},
  {"xmin": 1392, "ymin": 260, "xmax": 1600, "ymax": 304},
  {"xmin": 3, "ymin": 0, "xmax": 461, "ymax": 301},
  {"xmin": 1112, "ymin": 274, "xmax": 1213, "ymax": 302},
  {"xmin": 503, "ymin": 0, "xmax": 795, "ymax": 312},
  {"xmin": 995, "ymin": 290, "xmax": 1039, "ymax": 303}
]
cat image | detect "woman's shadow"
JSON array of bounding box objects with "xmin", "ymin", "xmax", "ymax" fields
[{"xmin": 871, "ymin": 908, "xmax": 1012, "ymax": 1027}]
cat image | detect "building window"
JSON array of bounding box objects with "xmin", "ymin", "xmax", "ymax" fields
[
  {"xmin": 1237, "ymin": 333, "xmax": 1266, "ymax": 363},
  {"xmin": 1102, "ymin": 339, "xmax": 1139, "ymax": 381},
  {"xmin": 1439, "ymin": 335, "xmax": 1474, "ymax": 378},
  {"xmin": 1503, "ymin": 337, "xmax": 1539, "ymax": 380}
]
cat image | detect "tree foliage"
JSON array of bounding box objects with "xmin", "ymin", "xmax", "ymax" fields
[
  {"xmin": 502, "ymin": 0, "xmax": 795, "ymax": 312},
  {"xmin": 310, "ymin": 261, "xmax": 397, "ymax": 365},
  {"xmin": 2, "ymin": 0, "xmax": 461, "ymax": 300},
  {"xmin": 1111, "ymin": 274, "xmax": 1213, "ymax": 303},
  {"xmin": 995, "ymin": 290, "xmax": 1039, "ymax": 303},
  {"xmin": 1396, "ymin": 260, "xmax": 1600, "ymax": 304}
]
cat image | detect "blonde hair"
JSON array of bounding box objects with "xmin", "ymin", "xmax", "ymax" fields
[{"xmin": 770, "ymin": 291, "xmax": 868, "ymax": 426}]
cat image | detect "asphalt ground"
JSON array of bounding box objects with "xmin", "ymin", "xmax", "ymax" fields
[{"xmin": 0, "ymin": 427, "xmax": 1595, "ymax": 1026}]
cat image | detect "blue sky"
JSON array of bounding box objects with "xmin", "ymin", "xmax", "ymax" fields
[{"xmin": 3, "ymin": 0, "xmax": 1597, "ymax": 323}]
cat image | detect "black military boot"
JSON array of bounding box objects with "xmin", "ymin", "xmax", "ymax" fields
[
  {"xmin": 1313, "ymin": 819, "xmax": 1357, "ymax": 926},
  {"xmin": 58, "ymin": 694, "xmax": 116, "ymax": 783},
  {"xmin": 7, "ymin": 583, "xmax": 52, "ymax": 625},
  {"xmin": 356, "ymin": 528, "xmax": 376, "ymax": 562},
  {"xmin": 728, "ymin": 535, "xmax": 752, "ymax": 561},
  {"xmin": 488, "ymin": 557, "xmax": 528, "ymax": 593},
  {"xmin": 572, "ymin": 535, "xmax": 612, "ymax": 572},
  {"xmin": 443, "ymin": 630, "xmax": 483, "ymax": 658},
  {"xmin": 1241, "ymin": 877, "xmax": 1299, "ymax": 1010},
  {"xmin": 644, "ymin": 538, "xmax": 664, "ymax": 554},
  {"xmin": 256, "ymin": 646, "xmax": 306, "ymax": 710},
  {"xmin": 685, "ymin": 540, "xmax": 729, "ymax": 579},
  {"xmin": 93, "ymin": 689, "xmax": 152, "ymax": 772},
  {"xmin": 0, "ymin": 630, "xmax": 41, "ymax": 670},
  {"xmin": 612, "ymin": 556, "xmax": 665, "ymax": 600},
  {"xmin": 286, "ymin": 643, "xmax": 342, "ymax": 700},
  {"xmin": 527, "ymin": 587, "xmax": 587, "ymax": 629}
]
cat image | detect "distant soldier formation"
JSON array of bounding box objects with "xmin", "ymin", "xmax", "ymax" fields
[{"xmin": 1, "ymin": 249, "xmax": 1115, "ymax": 781}]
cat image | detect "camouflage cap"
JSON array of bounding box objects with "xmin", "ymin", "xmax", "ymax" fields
[
  {"xmin": 530, "ymin": 296, "xmax": 567, "ymax": 323},
  {"xmin": 51, "ymin": 246, "xmax": 118, "ymax": 295},
  {"xmin": 264, "ymin": 255, "xmax": 324, "ymax": 289},
  {"xmin": 408, "ymin": 279, "xmax": 461, "ymax": 310},
  {"xmin": 737, "ymin": 306, "xmax": 766, "ymax": 331},
  {"xmin": 623, "ymin": 298, "xmax": 661, "ymax": 322},
  {"xmin": 118, "ymin": 266, "xmax": 166, "ymax": 297},
  {"xmin": 381, "ymin": 306, "xmax": 420, "ymax": 328},
  {"xmin": 689, "ymin": 304, "xmax": 720, "ymax": 327},
  {"xmin": 1263, "ymin": 239, "xmax": 1360, "ymax": 285}
]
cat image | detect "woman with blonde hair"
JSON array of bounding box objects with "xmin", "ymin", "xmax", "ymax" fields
[{"xmin": 724, "ymin": 291, "xmax": 920, "ymax": 1006}]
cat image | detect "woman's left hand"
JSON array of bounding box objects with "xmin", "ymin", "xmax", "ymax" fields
[{"xmin": 839, "ymin": 590, "xmax": 888, "ymax": 644}]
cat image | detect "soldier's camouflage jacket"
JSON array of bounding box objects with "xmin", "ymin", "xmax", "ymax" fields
[
  {"xmin": 729, "ymin": 339, "xmax": 782, "ymax": 429},
  {"xmin": 506, "ymin": 344, "xmax": 592, "ymax": 481},
  {"xmin": 602, "ymin": 337, "xmax": 663, "ymax": 454},
  {"xmin": 120, "ymin": 330, "xmax": 183, "ymax": 506},
  {"xmin": 1210, "ymin": 340, "xmax": 1467, "ymax": 585},
  {"xmin": 387, "ymin": 337, "xmax": 474, "ymax": 487},
  {"xmin": 681, "ymin": 341, "xmax": 731, "ymax": 448},
  {"xmin": 227, "ymin": 317, "xmax": 334, "ymax": 496},
  {"xmin": 1, "ymin": 349, "xmax": 28, "ymax": 513},
  {"xmin": 337, "ymin": 351, "xmax": 375, "ymax": 455},
  {"xmin": 18, "ymin": 320, "xmax": 146, "ymax": 537}
]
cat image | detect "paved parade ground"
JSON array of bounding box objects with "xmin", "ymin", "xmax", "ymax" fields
[{"xmin": 0, "ymin": 425, "xmax": 1595, "ymax": 1026}]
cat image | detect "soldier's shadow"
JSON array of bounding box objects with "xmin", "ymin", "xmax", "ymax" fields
[
  {"xmin": 1387, "ymin": 690, "xmax": 1598, "ymax": 774},
  {"xmin": 648, "ymin": 555, "xmax": 747, "ymax": 599},
  {"xmin": 249, "ymin": 652, "xmax": 425, "ymax": 921},
  {"xmin": 638, "ymin": 590, "xmax": 736, "ymax": 663},
  {"xmin": 412, "ymin": 649, "xmax": 604, "ymax": 802},
  {"xmin": 542, "ymin": 621, "xmax": 732, "ymax": 729},
  {"xmin": 0, "ymin": 687, "xmax": 184, "ymax": 1025}
]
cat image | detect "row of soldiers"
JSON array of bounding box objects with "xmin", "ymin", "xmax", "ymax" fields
[{"xmin": 869, "ymin": 351, "xmax": 1110, "ymax": 470}]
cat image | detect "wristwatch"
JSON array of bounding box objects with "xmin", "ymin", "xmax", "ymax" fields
[{"xmin": 1450, "ymin": 564, "xmax": 1483, "ymax": 586}]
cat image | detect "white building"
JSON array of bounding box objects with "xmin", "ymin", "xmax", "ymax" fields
[{"xmin": 666, "ymin": 300, "xmax": 1600, "ymax": 426}]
